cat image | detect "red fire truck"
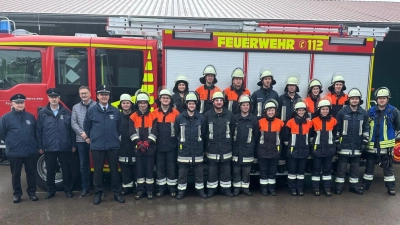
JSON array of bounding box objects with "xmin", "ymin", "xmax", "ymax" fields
[{"xmin": 0, "ymin": 16, "xmax": 393, "ymax": 190}]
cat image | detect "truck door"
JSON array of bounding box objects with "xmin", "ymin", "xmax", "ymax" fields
[
  {"xmin": 94, "ymin": 48, "xmax": 144, "ymax": 104},
  {"xmin": 54, "ymin": 47, "xmax": 89, "ymax": 110},
  {"xmin": 0, "ymin": 47, "xmax": 46, "ymax": 117}
]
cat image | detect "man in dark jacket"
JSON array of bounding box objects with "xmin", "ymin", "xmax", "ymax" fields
[
  {"xmin": 251, "ymin": 68, "xmax": 279, "ymax": 118},
  {"xmin": 335, "ymin": 88, "xmax": 369, "ymax": 195},
  {"xmin": 118, "ymin": 94, "xmax": 136, "ymax": 196},
  {"xmin": 0, "ymin": 94, "xmax": 39, "ymax": 203},
  {"xmin": 154, "ymin": 89, "xmax": 180, "ymax": 197},
  {"xmin": 278, "ymin": 76, "xmax": 302, "ymax": 173},
  {"xmin": 204, "ymin": 92, "xmax": 234, "ymax": 198},
  {"xmin": 37, "ymin": 88, "xmax": 75, "ymax": 199},
  {"xmin": 84, "ymin": 85, "xmax": 124, "ymax": 205},
  {"xmin": 175, "ymin": 92, "xmax": 208, "ymax": 199},
  {"xmin": 231, "ymin": 95, "xmax": 258, "ymax": 196}
]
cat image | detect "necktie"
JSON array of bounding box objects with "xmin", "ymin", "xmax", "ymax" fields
[{"xmin": 103, "ymin": 107, "xmax": 106, "ymax": 112}]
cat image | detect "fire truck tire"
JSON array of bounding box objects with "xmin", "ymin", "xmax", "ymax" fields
[{"xmin": 35, "ymin": 152, "xmax": 81, "ymax": 191}]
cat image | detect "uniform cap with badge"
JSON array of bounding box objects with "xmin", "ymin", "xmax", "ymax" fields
[
  {"xmin": 96, "ymin": 85, "xmax": 111, "ymax": 94},
  {"xmin": 10, "ymin": 94, "xmax": 26, "ymax": 103},
  {"xmin": 46, "ymin": 88, "xmax": 61, "ymax": 97}
]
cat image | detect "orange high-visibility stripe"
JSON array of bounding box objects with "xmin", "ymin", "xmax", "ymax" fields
[
  {"xmin": 326, "ymin": 93, "xmax": 348, "ymax": 106},
  {"xmin": 130, "ymin": 112, "xmax": 156, "ymax": 128},
  {"xmin": 224, "ymin": 87, "xmax": 251, "ymax": 101},
  {"xmin": 259, "ymin": 118, "xmax": 284, "ymax": 132},
  {"xmin": 312, "ymin": 117, "xmax": 337, "ymax": 131},
  {"xmin": 286, "ymin": 118, "xmax": 313, "ymax": 134},
  {"xmin": 153, "ymin": 108, "xmax": 180, "ymax": 123},
  {"xmin": 195, "ymin": 86, "xmax": 221, "ymax": 101},
  {"xmin": 304, "ymin": 97, "xmax": 317, "ymax": 113}
]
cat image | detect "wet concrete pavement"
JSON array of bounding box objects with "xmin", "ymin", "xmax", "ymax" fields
[{"xmin": 0, "ymin": 164, "xmax": 399, "ymax": 225}]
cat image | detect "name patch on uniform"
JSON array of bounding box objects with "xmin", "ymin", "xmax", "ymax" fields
[
  {"xmin": 60, "ymin": 115, "xmax": 64, "ymax": 120},
  {"xmin": 109, "ymin": 114, "xmax": 114, "ymax": 120},
  {"xmin": 26, "ymin": 120, "xmax": 31, "ymax": 125}
]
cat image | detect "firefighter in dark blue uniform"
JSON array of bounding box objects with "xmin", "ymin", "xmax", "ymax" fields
[
  {"xmin": 37, "ymin": 88, "xmax": 75, "ymax": 199},
  {"xmin": 84, "ymin": 85, "xmax": 124, "ymax": 205},
  {"xmin": 0, "ymin": 94, "xmax": 39, "ymax": 203}
]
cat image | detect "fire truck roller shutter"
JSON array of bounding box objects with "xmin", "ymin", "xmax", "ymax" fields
[
  {"xmin": 247, "ymin": 52, "xmax": 311, "ymax": 99},
  {"xmin": 312, "ymin": 54, "xmax": 371, "ymax": 109},
  {"xmin": 165, "ymin": 49, "xmax": 244, "ymax": 94}
]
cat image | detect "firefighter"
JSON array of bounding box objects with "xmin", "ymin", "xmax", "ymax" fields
[
  {"xmin": 204, "ymin": 92, "xmax": 234, "ymax": 198},
  {"xmin": 224, "ymin": 68, "xmax": 251, "ymax": 115},
  {"xmin": 37, "ymin": 88, "xmax": 75, "ymax": 199},
  {"xmin": 154, "ymin": 89, "xmax": 180, "ymax": 198},
  {"xmin": 83, "ymin": 85, "xmax": 124, "ymax": 205},
  {"xmin": 129, "ymin": 92, "xmax": 158, "ymax": 200},
  {"xmin": 284, "ymin": 102, "xmax": 313, "ymax": 196},
  {"xmin": 304, "ymin": 79, "xmax": 323, "ymax": 119},
  {"xmin": 278, "ymin": 76, "xmax": 302, "ymax": 173},
  {"xmin": 335, "ymin": 88, "xmax": 369, "ymax": 195},
  {"xmin": 118, "ymin": 94, "xmax": 136, "ymax": 196},
  {"xmin": 0, "ymin": 94, "xmax": 39, "ymax": 203},
  {"xmin": 172, "ymin": 75, "xmax": 189, "ymax": 113},
  {"xmin": 310, "ymin": 100, "xmax": 337, "ymax": 197},
  {"xmin": 231, "ymin": 95, "xmax": 258, "ymax": 196},
  {"xmin": 257, "ymin": 99, "xmax": 284, "ymax": 196},
  {"xmin": 71, "ymin": 86, "xmax": 96, "ymax": 198},
  {"xmin": 326, "ymin": 73, "xmax": 348, "ymax": 117},
  {"xmin": 195, "ymin": 65, "xmax": 221, "ymax": 114},
  {"xmin": 175, "ymin": 92, "xmax": 208, "ymax": 199},
  {"xmin": 362, "ymin": 87, "xmax": 400, "ymax": 195},
  {"xmin": 251, "ymin": 68, "xmax": 279, "ymax": 119}
]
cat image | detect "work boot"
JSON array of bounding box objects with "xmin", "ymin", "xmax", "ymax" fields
[
  {"xmin": 335, "ymin": 188, "xmax": 342, "ymax": 195},
  {"xmin": 66, "ymin": 191, "xmax": 74, "ymax": 198},
  {"xmin": 324, "ymin": 188, "xmax": 332, "ymax": 197},
  {"xmin": 261, "ymin": 188, "xmax": 269, "ymax": 196},
  {"xmin": 221, "ymin": 188, "xmax": 234, "ymax": 197},
  {"xmin": 361, "ymin": 183, "xmax": 370, "ymax": 191},
  {"xmin": 169, "ymin": 188, "xmax": 177, "ymax": 197},
  {"xmin": 196, "ymin": 189, "xmax": 208, "ymax": 199},
  {"xmin": 114, "ymin": 194, "xmax": 125, "ymax": 203},
  {"xmin": 121, "ymin": 187, "xmax": 133, "ymax": 196},
  {"xmin": 135, "ymin": 191, "xmax": 145, "ymax": 200},
  {"xmin": 176, "ymin": 191, "xmax": 185, "ymax": 200},
  {"xmin": 13, "ymin": 196, "xmax": 21, "ymax": 203},
  {"xmin": 313, "ymin": 188, "xmax": 320, "ymax": 196},
  {"xmin": 147, "ymin": 191, "xmax": 154, "ymax": 200},
  {"xmin": 387, "ymin": 188, "xmax": 396, "ymax": 196},
  {"xmin": 349, "ymin": 186, "xmax": 363, "ymax": 195},
  {"xmin": 297, "ymin": 190, "xmax": 304, "ymax": 196},
  {"xmin": 233, "ymin": 188, "xmax": 240, "ymax": 196},
  {"xmin": 156, "ymin": 190, "xmax": 165, "ymax": 197},
  {"xmin": 79, "ymin": 190, "xmax": 90, "ymax": 199},
  {"xmin": 291, "ymin": 190, "xmax": 297, "ymax": 196},
  {"xmin": 207, "ymin": 189, "xmax": 216, "ymax": 198},
  {"xmin": 93, "ymin": 195, "xmax": 101, "ymax": 205},
  {"xmin": 242, "ymin": 188, "xmax": 252, "ymax": 196},
  {"xmin": 268, "ymin": 188, "xmax": 276, "ymax": 196},
  {"xmin": 44, "ymin": 193, "xmax": 55, "ymax": 199},
  {"xmin": 28, "ymin": 194, "xmax": 38, "ymax": 201}
]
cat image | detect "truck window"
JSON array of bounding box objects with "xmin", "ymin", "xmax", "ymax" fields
[
  {"xmin": 95, "ymin": 49, "xmax": 143, "ymax": 102},
  {"xmin": 54, "ymin": 47, "xmax": 89, "ymax": 110},
  {"xmin": 0, "ymin": 50, "xmax": 41, "ymax": 89}
]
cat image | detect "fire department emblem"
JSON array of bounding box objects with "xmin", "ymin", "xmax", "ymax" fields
[
  {"xmin": 109, "ymin": 114, "xmax": 114, "ymax": 119},
  {"xmin": 26, "ymin": 120, "xmax": 31, "ymax": 125},
  {"xmin": 60, "ymin": 115, "xmax": 64, "ymax": 120}
]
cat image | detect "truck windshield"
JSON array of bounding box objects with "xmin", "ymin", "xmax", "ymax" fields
[{"xmin": 0, "ymin": 50, "xmax": 42, "ymax": 89}]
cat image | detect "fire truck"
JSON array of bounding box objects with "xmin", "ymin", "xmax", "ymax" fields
[{"xmin": 0, "ymin": 16, "xmax": 394, "ymax": 190}]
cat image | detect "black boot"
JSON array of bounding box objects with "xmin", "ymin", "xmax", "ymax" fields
[
  {"xmin": 135, "ymin": 191, "xmax": 145, "ymax": 200},
  {"xmin": 242, "ymin": 188, "xmax": 252, "ymax": 196},
  {"xmin": 196, "ymin": 189, "xmax": 208, "ymax": 199},
  {"xmin": 233, "ymin": 188, "xmax": 240, "ymax": 196},
  {"xmin": 176, "ymin": 191, "xmax": 185, "ymax": 200},
  {"xmin": 387, "ymin": 188, "xmax": 396, "ymax": 196},
  {"xmin": 221, "ymin": 188, "xmax": 234, "ymax": 197},
  {"xmin": 121, "ymin": 187, "xmax": 133, "ymax": 196},
  {"xmin": 156, "ymin": 190, "xmax": 165, "ymax": 197},
  {"xmin": 324, "ymin": 188, "xmax": 332, "ymax": 197},
  {"xmin": 168, "ymin": 188, "xmax": 177, "ymax": 198},
  {"xmin": 207, "ymin": 189, "xmax": 216, "ymax": 198},
  {"xmin": 261, "ymin": 188, "xmax": 269, "ymax": 196},
  {"xmin": 335, "ymin": 183, "xmax": 343, "ymax": 195},
  {"xmin": 297, "ymin": 190, "xmax": 304, "ymax": 196},
  {"xmin": 349, "ymin": 186, "xmax": 363, "ymax": 195},
  {"xmin": 268, "ymin": 188, "xmax": 276, "ymax": 196},
  {"xmin": 313, "ymin": 188, "xmax": 320, "ymax": 196},
  {"xmin": 147, "ymin": 191, "xmax": 154, "ymax": 200},
  {"xmin": 291, "ymin": 190, "xmax": 297, "ymax": 196},
  {"xmin": 362, "ymin": 181, "xmax": 370, "ymax": 191}
]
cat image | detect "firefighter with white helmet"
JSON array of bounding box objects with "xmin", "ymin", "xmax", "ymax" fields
[
  {"xmin": 310, "ymin": 99, "xmax": 338, "ymax": 197},
  {"xmin": 326, "ymin": 72, "xmax": 348, "ymax": 117},
  {"xmin": 129, "ymin": 91, "xmax": 158, "ymax": 200},
  {"xmin": 195, "ymin": 65, "xmax": 221, "ymax": 114},
  {"xmin": 153, "ymin": 89, "xmax": 180, "ymax": 198},
  {"xmin": 251, "ymin": 68, "xmax": 279, "ymax": 118},
  {"xmin": 304, "ymin": 79, "xmax": 323, "ymax": 119},
  {"xmin": 224, "ymin": 68, "xmax": 251, "ymax": 115},
  {"xmin": 175, "ymin": 92, "xmax": 208, "ymax": 199},
  {"xmin": 231, "ymin": 95, "xmax": 259, "ymax": 196},
  {"xmin": 362, "ymin": 87, "xmax": 400, "ymax": 195},
  {"xmin": 335, "ymin": 88, "xmax": 369, "ymax": 195},
  {"xmin": 277, "ymin": 74, "xmax": 302, "ymax": 173},
  {"xmin": 118, "ymin": 94, "xmax": 137, "ymax": 196},
  {"xmin": 257, "ymin": 99, "xmax": 284, "ymax": 196},
  {"xmin": 204, "ymin": 91, "xmax": 234, "ymax": 198},
  {"xmin": 172, "ymin": 75, "xmax": 189, "ymax": 113},
  {"xmin": 283, "ymin": 101, "xmax": 313, "ymax": 196}
]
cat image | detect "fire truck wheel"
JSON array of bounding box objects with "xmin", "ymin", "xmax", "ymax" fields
[{"xmin": 35, "ymin": 152, "xmax": 81, "ymax": 191}]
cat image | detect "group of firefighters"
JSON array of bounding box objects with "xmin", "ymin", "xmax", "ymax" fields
[{"xmin": 0, "ymin": 65, "xmax": 399, "ymax": 205}]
